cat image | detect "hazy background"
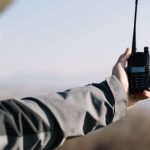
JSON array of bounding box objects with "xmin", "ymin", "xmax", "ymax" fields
[
  {"xmin": 1, "ymin": 0, "xmax": 150, "ymax": 97},
  {"xmin": 1, "ymin": 1, "xmax": 150, "ymax": 150}
]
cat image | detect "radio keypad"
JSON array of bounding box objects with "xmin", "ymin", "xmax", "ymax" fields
[{"xmin": 129, "ymin": 74, "xmax": 148, "ymax": 91}]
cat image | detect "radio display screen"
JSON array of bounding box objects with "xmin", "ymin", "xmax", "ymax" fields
[{"xmin": 130, "ymin": 67, "xmax": 145, "ymax": 73}]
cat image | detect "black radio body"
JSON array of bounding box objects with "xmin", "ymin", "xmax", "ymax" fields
[
  {"xmin": 126, "ymin": 0, "xmax": 150, "ymax": 93},
  {"xmin": 127, "ymin": 48, "xmax": 150, "ymax": 93}
]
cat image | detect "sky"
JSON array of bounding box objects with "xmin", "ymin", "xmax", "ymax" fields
[{"xmin": 0, "ymin": 0, "xmax": 150, "ymax": 93}]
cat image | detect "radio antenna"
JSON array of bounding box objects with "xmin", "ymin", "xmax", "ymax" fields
[{"xmin": 132, "ymin": 0, "xmax": 138, "ymax": 53}]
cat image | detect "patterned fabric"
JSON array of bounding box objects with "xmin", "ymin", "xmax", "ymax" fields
[{"xmin": 0, "ymin": 76, "xmax": 127, "ymax": 149}]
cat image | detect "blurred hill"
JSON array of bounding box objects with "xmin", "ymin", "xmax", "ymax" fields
[
  {"xmin": 56, "ymin": 101, "xmax": 150, "ymax": 150},
  {"xmin": 0, "ymin": 72, "xmax": 94, "ymax": 99}
]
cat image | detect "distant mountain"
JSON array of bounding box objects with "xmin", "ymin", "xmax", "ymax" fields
[
  {"xmin": 0, "ymin": 72, "xmax": 87, "ymax": 99},
  {"xmin": 0, "ymin": 71, "xmax": 103, "ymax": 99}
]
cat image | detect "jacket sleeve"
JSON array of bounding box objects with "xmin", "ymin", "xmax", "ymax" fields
[
  {"xmin": 22, "ymin": 76, "xmax": 128, "ymax": 149},
  {"xmin": 0, "ymin": 76, "xmax": 127, "ymax": 150}
]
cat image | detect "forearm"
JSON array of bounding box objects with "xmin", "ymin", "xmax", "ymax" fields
[
  {"xmin": 0, "ymin": 99, "xmax": 55, "ymax": 150},
  {"xmin": 23, "ymin": 76, "xmax": 127, "ymax": 148},
  {"xmin": 0, "ymin": 76, "xmax": 128, "ymax": 150}
]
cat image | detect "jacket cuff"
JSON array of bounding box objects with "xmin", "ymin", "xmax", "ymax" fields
[{"xmin": 106, "ymin": 76, "xmax": 128, "ymax": 122}]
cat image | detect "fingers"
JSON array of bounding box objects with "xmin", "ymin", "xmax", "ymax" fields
[
  {"xmin": 143, "ymin": 90, "xmax": 150, "ymax": 98},
  {"xmin": 124, "ymin": 48, "xmax": 132, "ymax": 60},
  {"xmin": 112, "ymin": 48, "xmax": 131, "ymax": 75},
  {"xmin": 112, "ymin": 48, "xmax": 130, "ymax": 93},
  {"xmin": 115, "ymin": 48, "xmax": 131, "ymax": 68},
  {"xmin": 117, "ymin": 48, "xmax": 131, "ymax": 62}
]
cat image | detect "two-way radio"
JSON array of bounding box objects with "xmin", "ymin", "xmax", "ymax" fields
[{"xmin": 127, "ymin": 0, "xmax": 150, "ymax": 93}]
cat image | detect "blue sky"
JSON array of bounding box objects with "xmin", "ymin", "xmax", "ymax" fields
[{"xmin": 0, "ymin": 0, "xmax": 150, "ymax": 91}]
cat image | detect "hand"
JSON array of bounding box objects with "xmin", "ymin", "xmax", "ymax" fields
[
  {"xmin": 112, "ymin": 48, "xmax": 150, "ymax": 107},
  {"xmin": 112, "ymin": 48, "xmax": 131, "ymax": 93}
]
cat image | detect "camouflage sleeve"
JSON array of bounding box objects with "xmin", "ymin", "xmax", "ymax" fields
[{"xmin": 0, "ymin": 76, "xmax": 127, "ymax": 149}]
